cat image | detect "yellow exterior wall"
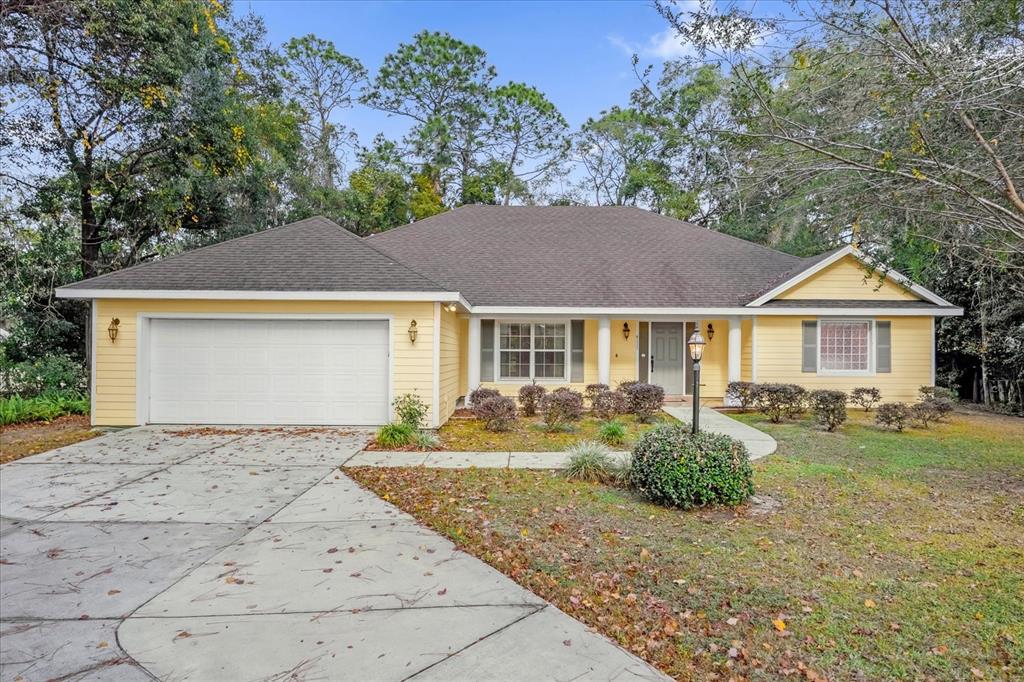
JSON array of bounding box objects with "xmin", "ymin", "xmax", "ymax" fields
[
  {"xmin": 94, "ymin": 299, "xmax": 437, "ymax": 426},
  {"xmin": 437, "ymin": 305, "xmax": 460, "ymax": 424},
  {"xmin": 741, "ymin": 319, "xmax": 753, "ymax": 382},
  {"xmin": 697, "ymin": 319, "xmax": 729, "ymax": 400},
  {"xmin": 457, "ymin": 317, "xmax": 469, "ymax": 398},
  {"xmin": 754, "ymin": 316, "xmax": 932, "ymax": 402},
  {"xmin": 778, "ymin": 255, "xmax": 920, "ymax": 301}
]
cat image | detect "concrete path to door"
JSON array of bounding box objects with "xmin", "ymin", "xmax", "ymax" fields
[
  {"xmin": 0, "ymin": 426, "xmax": 667, "ymax": 682},
  {"xmin": 661, "ymin": 404, "xmax": 778, "ymax": 459}
]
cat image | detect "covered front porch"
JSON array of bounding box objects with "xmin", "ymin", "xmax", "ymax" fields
[{"xmin": 458, "ymin": 316, "xmax": 751, "ymax": 405}]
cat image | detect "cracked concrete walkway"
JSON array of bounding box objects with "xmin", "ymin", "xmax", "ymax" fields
[{"xmin": 1, "ymin": 426, "xmax": 667, "ymax": 681}]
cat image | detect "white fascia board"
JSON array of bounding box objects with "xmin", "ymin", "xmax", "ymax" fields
[
  {"xmin": 467, "ymin": 305, "xmax": 962, "ymax": 317},
  {"xmin": 55, "ymin": 288, "xmax": 465, "ymax": 303},
  {"xmin": 746, "ymin": 245, "xmax": 956, "ymax": 308}
]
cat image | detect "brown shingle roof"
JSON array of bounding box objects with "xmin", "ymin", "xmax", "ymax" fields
[
  {"xmin": 59, "ymin": 216, "xmax": 448, "ymax": 293},
  {"xmin": 368, "ymin": 205, "xmax": 812, "ymax": 307}
]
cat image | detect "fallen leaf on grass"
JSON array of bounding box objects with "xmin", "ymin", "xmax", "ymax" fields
[
  {"xmin": 864, "ymin": 599, "xmax": 877, "ymax": 608},
  {"xmin": 773, "ymin": 619, "xmax": 786, "ymax": 631}
]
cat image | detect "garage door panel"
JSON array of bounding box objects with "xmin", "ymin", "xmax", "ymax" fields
[{"xmin": 148, "ymin": 319, "xmax": 390, "ymax": 425}]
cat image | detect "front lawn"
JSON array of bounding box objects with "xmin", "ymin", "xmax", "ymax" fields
[
  {"xmin": 351, "ymin": 410, "xmax": 1024, "ymax": 680},
  {"xmin": 438, "ymin": 412, "xmax": 676, "ymax": 451}
]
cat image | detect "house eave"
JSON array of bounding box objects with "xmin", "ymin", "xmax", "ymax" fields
[{"xmin": 55, "ymin": 288, "xmax": 469, "ymax": 307}]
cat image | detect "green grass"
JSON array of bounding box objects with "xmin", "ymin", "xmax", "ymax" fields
[
  {"xmin": 0, "ymin": 391, "xmax": 90, "ymax": 425},
  {"xmin": 352, "ymin": 410, "xmax": 1024, "ymax": 680},
  {"xmin": 439, "ymin": 412, "xmax": 674, "ymax": 451}
]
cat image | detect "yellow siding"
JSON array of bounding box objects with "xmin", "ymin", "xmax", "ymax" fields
[
  {"xmin": 777, "ymin": 255, "xmax": 919, "ymax": 301},
  {"xmin": 755, "ymin": 316, "xmax": 932, "ymax": 402},
  {"xmin": 94, "ymin": 299, "xmax": 436, "ymax": 426},
  {"xmin": 437, "ymin": 305, "xmax": 460, "ymax": 424},
  {"xmin": 741, "ymin": 319, "xmax": 753, "ymax": 383},
  {"xmin": 457, "ymin": 317, "xmax": 469, "ymax": 398},
  {"xmin": 698, "ymin": 319, "xmax": 729, "ymax": 400}
]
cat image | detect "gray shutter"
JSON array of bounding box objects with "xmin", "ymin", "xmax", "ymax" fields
[
  {"xmin": 876, "ymin": 321, "xmax": 892, "ymax": 373},
  {"xmin": 638, "ymin": 321, "xmax": 649, "ymax": 383},
  {"xmin": 801, "ymin": 321, "xmax": 817, "ymax": 373},
  {"xmin": 481, "ymin": 320, "xmax": 495, "ymax": 382},
  {"xmin": 570, "ymin": 320, "xmax": 584, "ymax": 383}
]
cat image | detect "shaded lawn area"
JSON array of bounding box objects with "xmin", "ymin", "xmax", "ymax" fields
[
  {"xmin": 438, "ymin": 412, "xmax": 676, "ymax": 451},
  {"xmin": 0, "ymin": 415, "xmax": 100, "ymax": 464},
  {"xmin": 351, "ymin": 410, "xmax": 1024, "ymax": 680}
]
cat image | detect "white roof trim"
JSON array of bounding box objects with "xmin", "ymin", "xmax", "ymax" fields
[
  {"xmin": 55, "ymin": 288, "xmax": 467, "ymax": 306},
  {"xmin": 467, "ymin": 305, "xmax": 961, "ymax": 317},
  {"xmin": 746, "ymin": 246, "xmax": 956, "ymax": 308}
]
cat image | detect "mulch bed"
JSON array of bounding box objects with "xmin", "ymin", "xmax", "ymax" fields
[{"xmin": 1, "ymin": 415, "xmax": 99, "ymax": 463}]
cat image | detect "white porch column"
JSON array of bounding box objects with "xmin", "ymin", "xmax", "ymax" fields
[
  {"xmin": 726, "ymin": 316, "xmax": 742, "ymax": 405},
  {"xmin": 597, "ymin": 316, "xmax": 611, "ymax": 386},
  {"xmin": 467, "ymin": 316, "xmax": 481, "ymax": 402}
]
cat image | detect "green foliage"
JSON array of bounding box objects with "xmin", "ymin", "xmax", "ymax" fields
[
  {"xmin": 375, "ymin": 422, "xmax": 415, "ymax": 448},
  {"xmin": 564, "ymin": 441, "xmax": 622, "ymax": 483},
  {"xmin": 0, "ymin": 391, "xmax": 90, "ymax": 426},
  {"xmin": 475, "ymin": 395, "xmax": 518, "ymax": 432},
  {"xmin": 753, "ymin": 384, "xmax": 804, "ymax": 423},
  {"xmin": 598, "ymin": 419, "xmax": 627, "ymax": 446},
  {"xmin": 517, "ymin": 382, "xmax": 546, "ymax": 417},
  {"xmin": 808, "ymin": 389, "xmax": 848, "ymax": 432},
  {"xmin": 726, "ymin": 381, "xmax": 757, "ymax": 412},
  {"xmin": 411, "ymin": 430, "xmax": 439, "ymax": 450},
  {"xmin": 392, "ymin": 393, "xmax": 428, "ymax": 429},
  {"xmin": 876, "ymin": 402, "xmax": 910, "ymax": 432},
  {"xmin": 850, "ymin": 387, "xmax": 883, "ymax": 412},
  {"xmin": 629, "ymin": 425, "xmax": 753, "ymax": 509},
  {"xmin": 910, "ymin": 398, "xmax": 954, "ymax": 429},
  {"xmin": 1, "ymin": 352, "xmax": 87, "ymax": 397}
]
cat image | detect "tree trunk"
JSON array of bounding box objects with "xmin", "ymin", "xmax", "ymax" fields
[{"xmin": 78, "ymin": 155, "xmax": 100, "ymax": 280}]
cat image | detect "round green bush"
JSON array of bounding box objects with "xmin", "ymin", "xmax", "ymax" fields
[{"xmin": 629, "ymin": 426, "xmax": 754, "ymax": 509}]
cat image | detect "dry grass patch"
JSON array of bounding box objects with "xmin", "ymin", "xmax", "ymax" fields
[
  {"xmin": 1, "ymin": 415, "xmax": 99, "ymax": 463},
  {"xmin": 438, "ymin": 412, "xmax": 675, "ymax": 451}
]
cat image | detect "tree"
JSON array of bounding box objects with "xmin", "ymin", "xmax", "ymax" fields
[
  {"xmin": 338, "ymin": 136, "xmax": 412, "ymax": 235},
  {"xmin": 490, "ymin": 83, "xmax": 569, "ymax": 205},
  {"xmin": 282, "ymin": 34, "xmax": 366, "ymax": 192}
]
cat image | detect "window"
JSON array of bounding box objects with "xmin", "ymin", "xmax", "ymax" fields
[
  {"xmin": 498, "ymin": 322, "xmax": 567, "ymax": 381},
  {"xmin": 819, "ymin": 320, "xmax": 872, "ymax": 373}
]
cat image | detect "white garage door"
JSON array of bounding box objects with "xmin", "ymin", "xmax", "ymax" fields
[{"xmin": 148, "ymin": 318, "xmax": 389, "ymax": 425}]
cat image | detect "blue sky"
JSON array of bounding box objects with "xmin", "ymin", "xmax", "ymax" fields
[{"xmin": 235, "ymin": 0, "xmax": 693, "ymax": 148}]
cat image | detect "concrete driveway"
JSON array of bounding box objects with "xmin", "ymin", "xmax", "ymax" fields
[{"xmin": 1, "ymin": 427, "xmax": 665, "ymax": 681}]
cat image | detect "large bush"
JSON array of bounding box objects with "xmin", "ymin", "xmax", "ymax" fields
[
  {"xmin": 808, "ymin": 389, "xmax": 848, "ymax": 431},
  {"xmin": 630, "ymin": 425, "xmax": 754, "ymax": 509},
  {"xmin": 591, "ymin": 389, "xmax": 627, "ymax": 420},
  {"xmin": 849, "ymin": 387, "xmax": 882, "ymax": 412},
  {"xmin": 541, "ymin": 388, "xmax": 584, "ymax": 430},
  {"xmin": 0, "ymin": 352, "xmax": 87, "ymax": 398},
  {"xmin": 476, "ymin": 395, "xmax": 518, "ymax": 431},
  {"xmin": 725, "ymin": 381, "xmax": 757, "ymax": 412},
  {"xmin": 518, "ymin": 383, "xmax": 546, "ymax": 416},
  {"xmin": 753, "ymin": 383, "xmax": 804, "ymax": 423},
  {"xmin": 621, "ymin": 382, "xmax": 665, "ymax": 423},
  {"xmin": 469, "ymin": 387, "xmax": 501, "ymax": 406},
  {"xmin": 584, "ymin": 383, "xmax": 609, "ymax": 405}
]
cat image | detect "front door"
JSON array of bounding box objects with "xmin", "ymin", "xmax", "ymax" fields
[{"xmin": 650, "ymin": 322, "xmax": 685, "ymax": 394}]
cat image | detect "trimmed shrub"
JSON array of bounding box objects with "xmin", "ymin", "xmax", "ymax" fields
[
  {"xmin": 375, "ymin": 423, "xmax": 415, "ymax": 448},
  {"xmin": 476, "ymin": 395, "xmax": 518, "ymax": 431},
  {"xmin": 469, "ymin": 387, "xmax": 501, "ymax": 406},
  {"xmin": 518, "ymin": 382, "xmax": 546, "ymax": 417},
  {"xmin": 809, "ymin": 389, "xmax": 848, "ymax": 431},
  {"xmin": 753, "ymin": 383, "xmax": 802, "ymax": 423},
  {"xmin": 617, "ymin": 380, "xmax": 640, "ymax": 392},
  {"xmin": 850, "ymin": 387, "xmax": 882, "ymax": 412},
  {"xmin": 541, "ymin": 388, "xmax": 584, "ymax": 430},
  {"xmin": 598, "ymin": 419, "xmax": 627, "ymax": 446},
  {"xmin": 784, "ymin": 384, "xmax": 808, "ymax": 418},
  {"xmin": 630, "ymin": 426, "xmax": 753, "ymax": 509},
  {"xmin": 584, "ymin": 383, "xmax": 609, "ymax": 405},
  {"xmin": 564, "ymin": 441, "xmax": 620, "ymax": 483},
  {"xmin": 591, "ymin": 389, "xmax": 627, "ymax": 420},
  {"xmin": 621, "ymin": 382, "xmax": 665, "ymax": 423},
  {"xmin": 876, "ymin": 402, "xmax": 909, "ymax": 431},
  {"xmin": 910, "ymin": 398, "xmax": 953, "ymax": 429},
  {"xmin": 726, "ymin": 381, "xmax": 757, "ymax": 412},
  {"xmin": 393, "ymin": 393, "xmax": 428, "ymax": 428}
]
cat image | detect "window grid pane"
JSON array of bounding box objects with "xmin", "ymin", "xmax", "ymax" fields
[
  {"xmin": 820, "ymin": 321, "xmax": 870, "ymax": 371},
  {"xmin": 497, "ymin": 322, "xmax": 567, "ymax": 380}
]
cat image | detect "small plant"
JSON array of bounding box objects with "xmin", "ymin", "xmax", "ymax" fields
[
  {"xmin": 621, "ymin": 382, "xmax": 665, "ymax": 423},
  {"xmin": 591, "ymin": 389, "xmax": 627, "ymax": 419},
  {"xmin": 0, "ymin": 391, "xmax": 90, "ymax": 425},
  {"xmin": 920, "ymin": 385, "xmax": 957, "ymax": 402},
  {"xmin": 518, "ymin": 382, "xmax": 546, "ymax": 417},
  {"xmin": 598, "ymin": 419, "xmax": 627, "ymax": 446},
  {"xmin": 469, "ymin": 387, "xmax": 501, "ymax": 406},
  {"xmin": 541, "ymin": 388, "xmax": 584, "ymax": 431},
  {"xmin": 392, "ymin": 393, "xmax": 428, "ymax": 428},
  {"xmin": 476, "ymin": 395, "xmax": 518, "ymax": 432},
  {"xmin": 910, "ymin": 397, "xmax": 953, "ymax": 429},
  {"xmin": 809, "ymin": 389, "xmax": 848, "ymax": 431},
  {"xmin": 411, "ymin": 430, "xmax": 439, "ymax": 450},
  {"xmin": 375, "ymin": 422, "xmax": 415, "ymax": 448},
  {"xmin": 584, "ymin": 383, "xmax": 609, "ymax": 405},
  {"xmin": 850, "ymin": 387, "xmax": 882, "ymax": 412},
  {"xmin": 630, "ymin": 426, "xmax": 753, "ymax": 509},
  {"xmin": 564, "ymin": 441, "xmax": 620, "ymax": 483},
  {"xmin": 752, "ymin": 383, "xmax": 803, "ymax": 423},
  {"xmin": 876, "ymin": 402, "xmax": 910, "ymax": 432},
  {"xmin": 726, "ymin": 381, "xmax": 758, "ymax": 412}
]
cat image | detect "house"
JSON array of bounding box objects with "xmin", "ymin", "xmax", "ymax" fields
[{"xmin": 56, "ymin": 206, "xmax": 963, "ymax": 427}]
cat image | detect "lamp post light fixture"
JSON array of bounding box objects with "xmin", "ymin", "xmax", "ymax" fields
[
  {"xmin": 622, "ymin": 322, "xmax": 631, "ymax": 340},
  {"xmin": 408, "ymin": 319, "xmax": 418, "ymax": 343},
  {"xmin": 687, "ymin": 330, "xmax": 706, "ymax": 434}
]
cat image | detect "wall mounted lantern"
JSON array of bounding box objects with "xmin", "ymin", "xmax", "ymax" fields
[
  {"xmin": 687, "ymin": 330, "xmax": 706, "ymax": 434},
  {"xmin": 706, "ymin": 322, "xmax": 715, "ymax": 341},
  {"xmin": 408, "ymin": 319, "xmax": 418, "ymax": 343},
  {"xmin": 107, "ymin": 318, "xmax": 120, "ymax": 342},
  {"xmin": 622, "ymin": 322, "xmax": 631, "ymax": 340},
  {"xmin": 444, "ymin": 303, "xmax": 458, "ymax": 313}
]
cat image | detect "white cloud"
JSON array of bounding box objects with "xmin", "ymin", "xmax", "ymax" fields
[{"xmin": 609, "ymin": 28, "xmax": 695, "ymax": 61}]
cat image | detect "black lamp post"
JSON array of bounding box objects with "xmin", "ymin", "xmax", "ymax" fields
[{"xmin": 687, "ymin": 330, "xmax": 706, "ymax": 434}]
